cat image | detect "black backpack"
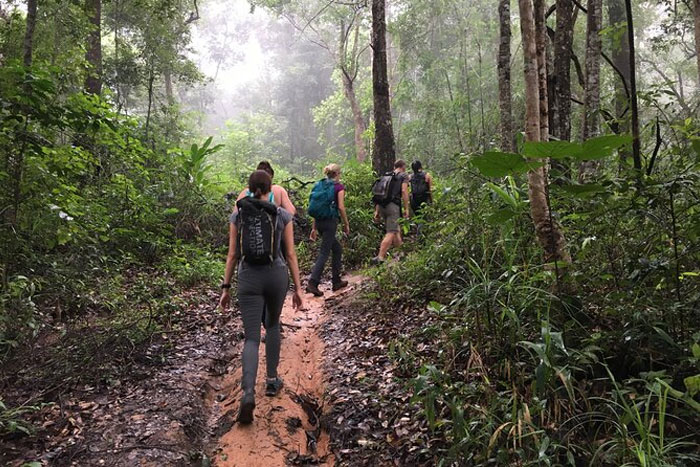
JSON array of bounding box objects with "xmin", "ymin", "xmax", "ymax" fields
[
  {"xmin": 236, "ymin": 197, "xmax": 278, "ymax": 265},
  {"xmin": 372, "ymin": 171, "xmax": 401, "ymax": 206},
  {"xmin": 410, "ymin": 172, "xmax": 429, "ymax": 198}
]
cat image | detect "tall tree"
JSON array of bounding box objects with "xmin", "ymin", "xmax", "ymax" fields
[
  {"xmin": 579, "ymin": 0, "xmax": 602, "ymax": 181},
  {"xmin": 497, "ymin": 0, "xmax": 514, "ymax": 152},
  {"xmin": 694, "ymin": 0, "xmax": 700, "ymax": 85},
  {"xmin": 371, "ymin": 0, "xmax": 396, "ymax": 174},
  {"xmin": 608, "ymin": 0, "xmax": 631, "ymax": 163},
  {"xmin": 22, "ymin": 0, "xmax": 38, "ymax": 68},
  {"xmin": 85, "ymin": 0, "xmax": 103, "ymax": 95},
  {"xmin": 624, "ymin": 0, "xmax": 641, "ymax": 171},
  {"xmin": 340, "ymin": 20, "xmax": 368, "ymax": 162},
  {"xmin": 519, "ymin": 0, "xmax": 571, "ymax": 267},
  {"xmin": 553, "ymin": 0, "xmax": 575, "ymax": 141}
]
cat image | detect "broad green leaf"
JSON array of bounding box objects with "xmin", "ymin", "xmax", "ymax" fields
[
  {"xmin": 574, "ymin": 134, "xmax": 633, "ymax": 160},
  {"xmin": 684, "ymin": 374, "xmax": 700, "ymax": 396},
  {"xmin": 523, "ymin": 140, "xmax": 580, "ymax": 159},
  {"xmin": 692, "ymin": 343, "xmax": 700, "ymax": 359},
  {"xmin": 472, "ymin": 152, "xmax": 542, "ymax": 177},
  {"xmin": 487, "ymin": 208, "xmax": 517, "ymax": 225},
  {"xmin": 691, "ymin": 139, "xmax": 700, "ymax": 160},
  {"xmin": 486, "ymin": 182, "xmax": 519, "ymax": 209}
]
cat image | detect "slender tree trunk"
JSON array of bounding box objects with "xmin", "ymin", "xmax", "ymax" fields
[
  {"xmin": 519, "ymin": 0, "xmax": 571, "ymax": 267},
  {"xmin": 534, "ymin": 0, "xmax": 549, "ymax": 142},
  {"xmin": 23, "ymin": 0, "xmax": 38, "ymax": 67},
  {"xmin": 625, "ymin": 0, "xmax": 642, "ymax": 171},
  {"xmin": 341, "ymin": 70, "xmax": 368, "ymax": 162},
  {"xmin": 477, "ymin": 42, "xmax": 487, "ymax": 151},
  {"xmin": 609, "ymin": 0, "xmax": 631, "ymax": 165},
  {"xmin": 164, "ymin": 69, "xmax": 174, "ymax": 106},
  {"xmin": 553, "ymin": 0, "xmax": 575, "ymax": 141},
  {"xmin": 340, "ymin": 21, "xmax": 368, "ymax": 163},
  {"xmin": 694, "ymin": 0, "xmax": 700, "ymax": 86},
  {"xmin": 442, "ymin": 69, "xmax": 465, "ymax": 153},
  {"xmin": 84, "ymin": 0, "xmax": 102, "ymax": 95},
  {"xmin": 498, "ymin": 0, "xmax": 515, "ymax": 152},
  {"xmin": 371, "ymin": 0, "xmax": 396, "ymax": 173},
  {"xmin": 579, "ymin": 0, "xmax": 603, "ymax": 181}
]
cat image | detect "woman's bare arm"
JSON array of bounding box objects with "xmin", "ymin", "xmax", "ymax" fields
[{"xmin": 337, "ymin": 190, "xmax": 350, "ymax": 235}]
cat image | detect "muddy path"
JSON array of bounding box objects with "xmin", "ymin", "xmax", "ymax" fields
[{"xmin": 206, "ymin": 275, "xmax": 365, "ymax": 466}]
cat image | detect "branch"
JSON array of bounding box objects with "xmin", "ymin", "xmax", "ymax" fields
[
  {"xmin": 282, "ymin": 177, "xmax": 315, "ymax": 189},
  {"xmin": 184, "ymin": 0, "xmax": 200, "ymax": 25},
  {"xmin": 647, "ymin": 118, "xmax": 662, "ymax": 176}
]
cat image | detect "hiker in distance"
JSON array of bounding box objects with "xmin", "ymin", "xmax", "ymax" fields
[
  {"xmin": 409, "ymin": 160, "xmax": 433, "ymax": 216},
  {"xmin": 306, "ymin": 163, "xmax": 350, "ymax": 296},
  {"xmin": 371, "ymin": 159, "xmax": 410, "ymax": 264},
  {"xmin": 219, "ymin": 170, "xmax": 304, "ymax": 424},
  {"xmin": 234, "ymin": 160, "xmax": 296, "ymax": 215}
]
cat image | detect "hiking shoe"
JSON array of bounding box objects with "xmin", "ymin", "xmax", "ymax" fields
[
  {"xmin": 238, "ymin": 392, "xmax": 255, "ymax": 424},
  {"xmin": 305, "ymin": 282, "xmax": 323, "ymax": 297},
  {"xmin": 332, "ymin": 280, "xmax": 348, "ymax": 291},
  {"xmin": 265, "ymin": 377, "xmax": 284, "ymax": 397},
  {"xmin": 370, "ymin": 256, "xmax": 385, "ymax": 265}
]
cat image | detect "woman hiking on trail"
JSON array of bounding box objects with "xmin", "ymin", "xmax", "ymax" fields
[
  {"xmin": 234, "ymin": 161, "xmax": 296, "ymax": 215},
  {"xmin": 219, "ymin": 170, "xmax": 304, "ymax": 424},
  {"xmin": 305, "ymin": 163, "xmax": 350, "ymax": 297}
]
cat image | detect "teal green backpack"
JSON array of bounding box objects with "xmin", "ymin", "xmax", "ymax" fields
[{"xmin": 307, "ymin": 179, "xmax": 338, "ymax": 220}]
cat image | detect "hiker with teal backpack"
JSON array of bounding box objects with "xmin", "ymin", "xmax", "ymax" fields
[{"xmin": 305, "ymin": 163, "xmax": 350, "ymax": 296}]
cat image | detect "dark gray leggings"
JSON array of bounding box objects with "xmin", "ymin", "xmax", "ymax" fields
[
  {"xmin": 237, "ymin": 263, "xmax": 289, "ymax": 394},
  {"xmin": 310, "ymin": 218, "xmax": 342, "ymax": 284}
]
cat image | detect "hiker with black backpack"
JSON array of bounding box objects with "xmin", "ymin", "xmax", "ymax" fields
[
  {"xmin": 219, "ymin": 170, "xmax": 304, "ymax": 424},
  {"xmin": 371, "ymin": 159, "xmax": 410, "ymax": 264},
  {"xmin": 305, "ymin": 163, "xmax": 350, "ymax": 297},
  {"xmin": 409, "ymin": 160, "xmax": 433, "ymax": 215}
]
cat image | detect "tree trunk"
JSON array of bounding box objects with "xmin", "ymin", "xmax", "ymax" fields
[
  {"xmin": 84, "ymin": 0, "xmax": 102, "ymax": 95},
  {"xmin": 341, "ymin": 70, "xmax": 368, "ymax": 162},
  {"xmin": 519, "ymin": 0, "xmax": 571, "ymax": 267},
  {"xmin": 694, "ymin": 0, "xmax": 700, "ymax": 86},
  {"xmin": 164, "ymin": 69, "xmax": 174, "ymax": 105},
  {"xmin": 553, "ymin": 0, "xmax": 575, "ymax": 141},
  {"xmin": 609, "ymin": 0, "xmax": 631, "ymax": 164},
  {"xmin": 340, "ymin": 21, "xmax": 368, "ymax": 163},
  {"xmin": 579, "ymin": 0, "xmax": 603, "ymax": 181},
  {"xmin": 625, "ymin": 0, "xmax": 642, "ymax": 171},
  {"xmin": 371, "ymin": 0, "xmax": 396, "ymax": 174},
  {"xmin": 23, "ymin": 0, "xmax": 38, "ymax": 67},
  {"xmin": 497, "ymin": 0, "xmax": 514, "ymax": 152},
  {"xmin": 534, "ymin": 0, "xmax": 549, "ymax": 142}
]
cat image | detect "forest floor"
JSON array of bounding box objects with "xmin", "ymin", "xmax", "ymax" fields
[{"xmin": 4, "ymin": 273, "xmax": 417, "ymax": 466}]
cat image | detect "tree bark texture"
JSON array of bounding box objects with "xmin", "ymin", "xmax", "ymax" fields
[
  {"xmin": 23, "ymin": 0, "xmax": 38, "ymax": 67},
  {"xmin": 553, "ymin": 0, "xmax": 575, "ymax": 141},
  {"xmin": 608, "ymin": 0, "xmax": 631, "ymax": 163},
  {"xmin": 497, "ymin": 0, "xmax": 515, "ymax": 152},
  {"xmin": 694, "ymin": 0, "xmax": 700, "ymax": 85},
  {"xmin": 579, "ymin": 0, "xmax": 603, "ymax": 181},
  {"xmin": 341, "ymin": 70, "xmax": 368, "ymax": 162},
  {"xmin": 85, "ymin": 0, "xmax": 103, "ymax": 95},
  {"xmin": 534, "ymin": 0, "xmax": 549, "ymax": 142},
  {"xmin": 519, "ymin": 0, "xmax": 571, "ymax": 266},
  {"xmin": 371, "ymin": 0, "xmax": 396, "ymax": 174}
]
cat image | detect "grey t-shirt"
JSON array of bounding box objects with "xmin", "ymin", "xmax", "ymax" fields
[{"xmin": 230, "ymin": 207, "xmax": 293, "ymax": 266}]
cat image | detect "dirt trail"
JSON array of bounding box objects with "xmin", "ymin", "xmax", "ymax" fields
[{"xmin": 209, "ymin": 275, "xmax": 365, "ymax": 466}]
